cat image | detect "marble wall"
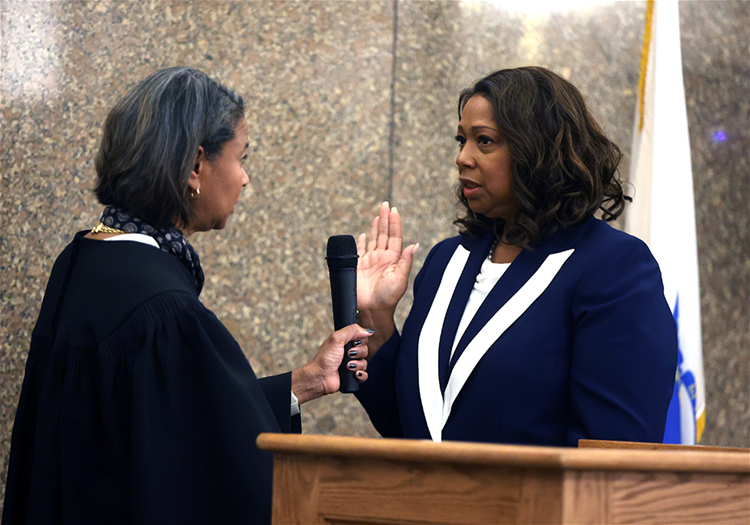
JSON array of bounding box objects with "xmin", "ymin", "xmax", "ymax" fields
[{"xmin": 1, "ymin": 0, "xmax": 748, "ymax": 508}]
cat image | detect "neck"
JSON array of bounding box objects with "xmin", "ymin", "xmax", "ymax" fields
[
  {"xmin": 499, "ymin": 218, "xmax": 514, "ymax": 242},
  {"xmin": 174, "ymin": 218, "xmax": 194, "ymax": 237},
  {"xmin": 490, "ymin": 240, "xmax": 522, "ymax": 264},
  {"xmin": 490, "ymin": 219, "xmax": 522, "ymax": 264}
]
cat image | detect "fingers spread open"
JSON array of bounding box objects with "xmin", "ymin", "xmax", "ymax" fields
[
  {"xmin": 357, "ymin": 232, "xmax": 367, "ymax": 258},
  {"xmin": 367, "ymin": 216, "xmax": 379, "ymax": 253},
  {"xmin": 376, "ymin": 201, "xmax": 390, "ymax": 250},
  {"xmin": 387, "ymin": 206, "xmax": 404, "ymax": 254},
  {"xmin": 399, "ymin": 243, "xmax": 419, "ymax": 273}
]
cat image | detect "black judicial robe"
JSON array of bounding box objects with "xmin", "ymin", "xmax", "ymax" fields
[{"xmin": 3, "ymin": 232, "xmax": 298, "ymax": 525}]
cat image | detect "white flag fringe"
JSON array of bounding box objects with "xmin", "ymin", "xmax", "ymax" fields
[{"xmin": 625, "ymin": 0, "xmax": 705, "ymax": 444}]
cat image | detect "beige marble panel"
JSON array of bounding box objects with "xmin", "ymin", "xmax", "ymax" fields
[{"xmin": 678, "ymin": 0, "xmax": 749, "ymax": 448}]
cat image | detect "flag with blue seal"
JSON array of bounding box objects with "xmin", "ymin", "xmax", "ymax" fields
[{"xmin": 625, "ymin": 0, "xmax": 705, "ymax": 444}]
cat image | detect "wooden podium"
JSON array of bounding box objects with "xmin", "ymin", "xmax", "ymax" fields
[{"xmin": 257, "ymin": 433, "xmax": 750, "ymax": 525}]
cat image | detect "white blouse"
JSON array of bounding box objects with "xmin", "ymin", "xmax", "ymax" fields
[{"xmin": 451, "ymin": 258, "xmax": 511, "ymax": 360}]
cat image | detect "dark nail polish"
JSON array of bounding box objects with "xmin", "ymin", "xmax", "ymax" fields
[
  {"xmin": 348, "ymin": 349, "xmax": 358, "ymax": 357},
  {"xmin": 356, "ymin": 371, "xmax": 364, "ymax": 378},
  {"xmin": 352, "ymin": 340, "xmax": 362, "ymax": 347},
  {"xmin": 365, "ymin": 329, "xmax": 375, "ymax": 334},
  {"xmin": 347, "ymin": 362, "xmax": 357, "ymax": 369}
]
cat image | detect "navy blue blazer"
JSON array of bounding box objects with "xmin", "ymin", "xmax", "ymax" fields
[{"xmin": 356, "ymin": 217, "xmax": 678, "ymax": 446}]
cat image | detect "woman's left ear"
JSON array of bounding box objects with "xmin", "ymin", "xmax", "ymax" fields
[{"xmin": 189, "ymin": 146, "xmax": 207, "ymax": 192}]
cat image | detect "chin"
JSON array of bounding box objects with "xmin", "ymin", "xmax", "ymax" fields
[
  {"xmin": 468, "ymin": 205, "xmax": 493, "ymax": 218},
  {"xmin": 214, "ymin": 218, "xmax": 230, "ymax": 230},
  {"xmin": 473, "ymin": 205, "xmax": 514, "ymax": 221}
]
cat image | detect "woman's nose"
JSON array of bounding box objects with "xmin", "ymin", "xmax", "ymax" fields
[{"xmin": 456, "ymin": 145, "xmax": 474, "ymax": 168}]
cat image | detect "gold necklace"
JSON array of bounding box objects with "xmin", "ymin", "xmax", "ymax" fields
[{"xmin": 91, "ymin": 222, "xmax": 126, "ymax": 235}]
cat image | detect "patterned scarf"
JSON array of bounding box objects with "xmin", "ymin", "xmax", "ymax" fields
[{"xmin": 100, "ymin": 206, "xmax": 205, "ymax": 294}]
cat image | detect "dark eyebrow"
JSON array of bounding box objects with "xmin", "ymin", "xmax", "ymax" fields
[
  {"xmin": 471, "ymin": 125, "xmax": 498, "ymax": 134},
  {"xmin": 456, "ymin": 124, "xmax": 499, "ymax": 134}
]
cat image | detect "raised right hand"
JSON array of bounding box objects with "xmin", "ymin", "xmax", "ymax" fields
[{"xmin": 356, "ymin": 202, "xmax": 418, "ymax": 315}]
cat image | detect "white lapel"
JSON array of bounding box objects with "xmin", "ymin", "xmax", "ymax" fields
[
  {"xmin": 418, "ymin": 245, "xmax": 470, "ymax": 443},
  {"xmin": 418, "ymin": 245, "xmax": 575, "ymax": 442}
]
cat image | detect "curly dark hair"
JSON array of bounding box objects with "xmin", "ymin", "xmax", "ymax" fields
[
  {"xmin": 94, "ymin": 67, "xmax": 245, "ymax": 229},
  {"xmin": 453, "ymin": 66, "xmax": 627, "ymax": 249}
]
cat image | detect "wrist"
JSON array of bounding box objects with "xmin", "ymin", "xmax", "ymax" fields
[
  {"xmin": 291, "ymin": 363, "xmax": 325, "ymax": 405},
  {"xmin": 358, "ymin": 307, "xmax": 395, "ymax": 329},
  {"xmin": 357, "ymin": 309, "xmax": 396, "ymax": 357}
]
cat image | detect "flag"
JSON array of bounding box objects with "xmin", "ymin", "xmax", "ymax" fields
[{"xmin": 625, "ymin": 0, "xmax": 705, "ymax": 444}]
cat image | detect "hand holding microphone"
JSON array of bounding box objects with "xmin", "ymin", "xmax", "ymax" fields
[
  {"xmin": 292, "ymin": 323, "xmax": 370, "ymax": 404},
  {"xmin": 326, "ymin": 235, "xmax": 360, "ymax": 393},
  {"xmin": 292, "ymin": 235, "xmax": 368, "ymax": 403}
]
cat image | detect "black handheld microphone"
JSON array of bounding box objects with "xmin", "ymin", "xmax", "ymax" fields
[{"xmin": 326, "ymin": 235, "xmax": 359, "ymax": 393}]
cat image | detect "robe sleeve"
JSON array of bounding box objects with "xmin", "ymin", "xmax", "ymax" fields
[
  {"xmin": 567, "ymin": 237, "xmax": 678, "ymax": 446},
  {"xmin": 258, "ymin": 373, "xmax": 301, "ymax": 433},
  {"xmin": 126, "ymin": 298, "xmax": 285, "ymax": 524}
]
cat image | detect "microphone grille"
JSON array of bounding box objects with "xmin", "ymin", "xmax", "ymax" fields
[{"xmin": 326, "ymin": 235, "xmax": 358, "ymax": 270}]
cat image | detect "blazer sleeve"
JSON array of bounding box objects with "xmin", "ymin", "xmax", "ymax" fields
[
  {"xmin": 355, "ymin": 241, "xmax": 444, "ymax": 438},
  {"xmin": 355, "ymin": 330, "xmax": 403, "ymax": 437},
  {"xmin": 567, "ymin": 237, "xmax": 678, "ymax": 445}
]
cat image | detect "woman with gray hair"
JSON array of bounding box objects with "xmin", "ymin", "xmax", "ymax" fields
[{"xmin": 3, "ymin": 67, "xmax": 370, "ymax": 525}]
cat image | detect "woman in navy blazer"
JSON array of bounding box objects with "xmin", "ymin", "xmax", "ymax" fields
[{"xmin": 355, "ymin": 67, "xmax": 678, "ymax": 446}]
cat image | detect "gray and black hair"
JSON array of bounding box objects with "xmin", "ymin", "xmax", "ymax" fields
[{"xmin": 94, "ymin": 66, "xmax": 245, "ymax": 229}]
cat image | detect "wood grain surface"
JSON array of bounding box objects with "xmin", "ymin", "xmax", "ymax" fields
[{"xmin": 258, "ymin": 434, "xmax": 750, "ymax": 524}]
